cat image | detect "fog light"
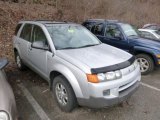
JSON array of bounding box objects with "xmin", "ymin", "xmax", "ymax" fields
[{"xmin": 103, "ymin": 89, "xmax": 110, "ymax": 96}]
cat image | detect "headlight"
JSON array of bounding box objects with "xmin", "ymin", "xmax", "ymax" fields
[
  {"xmin": 105, "ymin": 70, "xmax": 122, "ymax": 80},
  {"xmin": 0, "ymin": 111, "xmax": 9, "ymax": 120},
  {"xmin": 97, "ymin": 73, "xmax": 106, "ymax": 81},
  {"xmin": 87, "ymin": 70, "xmax": 122, "ymax": 83}
]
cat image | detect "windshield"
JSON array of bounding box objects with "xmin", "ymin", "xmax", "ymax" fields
[
  {"xmin": 47, "ymin": 24, "xmax": 101, "ymax": 50},
  {"xmin": 119, "ymin": 23, "xmax": 139, "ymax": 37}
]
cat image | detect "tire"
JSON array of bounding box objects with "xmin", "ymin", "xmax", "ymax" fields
[
  {"xmin": 15, "ymin": 52, "xmax": 26, "ymax": 70},
  {"xmin": 136, "ymin": 54, "xmax": 154, "ymax": 75},
  {"xmin": 52, "ymin": 75, "xmax": 78, "ymax": 112}
]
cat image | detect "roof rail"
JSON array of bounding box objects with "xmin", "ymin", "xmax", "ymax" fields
[
  {"xmin": 35, "ymin": 20, "xmax": 53, "ymax": 21},
  {"xmin": 35, "ymin": 20, "xmax": 68, "ymax": 22},
  {"xmin": 86, "ymin": 19, "xmax": 119, "ymax": 23},
  {"xmin": 105, "ymin": 20, "xmax": 119, "ymax": 22}
]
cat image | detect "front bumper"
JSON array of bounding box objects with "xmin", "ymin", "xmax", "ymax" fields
[
  {"xmin": 78, "ymin": 81, "xmax": 140, "ymax": 108},
  {"xmin": 78, "ymin": 62, "xmax": 141, "ymax": 108}
]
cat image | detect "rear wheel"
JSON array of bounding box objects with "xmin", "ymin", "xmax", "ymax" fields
[
  {"xmin": 15, "ymin": 52, "xmax": 26, "ymax": 70},
  {"xmin": 52, "ymin": 75, "xmax": 78, "ymax": 112},
  {"xmin": 136, "ymin": 54, "xmax": 154, "ymax": 75}
]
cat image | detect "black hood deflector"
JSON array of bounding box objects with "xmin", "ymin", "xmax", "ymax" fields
[{"xmin": 91, "ymin": 56, "xmax": 135, "ymax": 74}]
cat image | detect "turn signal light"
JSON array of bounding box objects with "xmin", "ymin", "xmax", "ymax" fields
[{"xmin": 87, "ymin": 74, "xmax": 99, "ymax": 83}]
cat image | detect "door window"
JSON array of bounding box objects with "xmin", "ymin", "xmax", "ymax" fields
[
  {"xmin": 20, "ymin": 24, "xmax": 32, "ymax": 41},
  {"xmin": 32, "ymin": 25, "xmax": 48, "ymax": 46},
  {"xmin": 105, "ymin": 24, "xmax": 122, "ymax": 39}
]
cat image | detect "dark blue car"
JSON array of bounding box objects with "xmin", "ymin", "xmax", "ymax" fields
[{"xmin": 83, "ymin": 19, "xmax": 160, "ymax": 75}]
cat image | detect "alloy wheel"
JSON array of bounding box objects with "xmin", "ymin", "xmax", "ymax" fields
[
  {"xmin": 55, "ymin": 83, "xmax": 68, "ymax": 106},
  {"xmin": 137, "ymin": 58, "xmax": 149, "ymax": 73}
]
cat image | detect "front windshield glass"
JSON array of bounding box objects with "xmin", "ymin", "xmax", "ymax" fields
[
  {"xmin": 119, "ymin": 23, "xmax": 139, "ymax": 37},
  {"xmin": 47, "ymin": 24, "xmax": 101, "ymax": 50}
]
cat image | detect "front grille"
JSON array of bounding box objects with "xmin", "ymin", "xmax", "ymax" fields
[{"xmin": 119, "ymin": 80, "xmax": 137, "ymax": 95}]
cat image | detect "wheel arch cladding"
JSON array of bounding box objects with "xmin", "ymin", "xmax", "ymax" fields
[
  {"xmin": 49, "ymin": 65, "xmax": 83, "ymax": 98},
  {"xmin": 134, "ymin": 47, "xmax": 157, "ymax": 65}
]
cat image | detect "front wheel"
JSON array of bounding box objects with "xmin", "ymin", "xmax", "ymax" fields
[
  {"xmin": 136, "ymin": 54, "xmax": 154, "ymax": 75},
  {"xmin": 52, "ymin": 75, "xmax": 78, "ymax": 112}
]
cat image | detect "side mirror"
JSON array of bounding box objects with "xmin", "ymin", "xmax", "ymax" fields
[{"xmin": 31, "ymin": 41, "xmax": 49, "ymax": 50}]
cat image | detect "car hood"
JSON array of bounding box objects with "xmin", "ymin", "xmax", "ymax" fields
[
  {"xmin": 56, "ymin": 44, "xmax": 132, "ymax": 73},
  {"xmin": 129, "ymin": 37, "xmax": 160, "ymax": 49}
]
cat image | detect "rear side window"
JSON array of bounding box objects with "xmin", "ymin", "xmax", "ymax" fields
[
  {"xmin": 15, "ymin": 24, "xmax": 22, "ymax": 35},
  {"xmin": 83, "ymin": 22, "xmax": 93, "ymax": 30},
  {"xmin": 20, "ymin": 24, "xmax": 32, "ymax": 41},
  {"xmin": 91, "ymin": 23, "xmax": 104, "ymax": 36}
]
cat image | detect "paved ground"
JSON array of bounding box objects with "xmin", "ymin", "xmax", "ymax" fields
[{"xmin": 6, "ymin": 64, "xmax": 160, "ymax": 120}]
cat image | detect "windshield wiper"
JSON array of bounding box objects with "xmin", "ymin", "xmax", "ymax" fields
[
  {"xmin": 58, "ymin": 44, "xmax": 100, "ymax": 50},
  {"xmin": 78, "ymin": 44, "xmax": 100, "ymax": 48},
  {"xmin": 58, "ymin": 47, "xmax": 77, "ymax": 50}
]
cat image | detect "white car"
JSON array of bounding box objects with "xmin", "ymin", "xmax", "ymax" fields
[
  {"xmin": 139, "ymin": 29, "xmax": 160, "ymax": 40},
  {"xmin": 13, "ymin": 20, "xmax": 141, "ymax": 112}
]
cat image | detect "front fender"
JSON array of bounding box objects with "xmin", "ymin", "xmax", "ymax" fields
[
  {"xmin": 49, "ymin": 64, "xmax": 84, "ymax": 98},
  {"xmin": 134, "ymin": 46, "xmax": 159, "ymax": 64},
  {"xmin": 134, "ymin": 46, "xmax": 155, "ymax": 54}
]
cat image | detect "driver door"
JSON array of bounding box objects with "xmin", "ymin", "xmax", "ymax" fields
[
  {"xmin": 101, "ymin": 24, "xmax": 130, "ymax": 52},
  {"xmin": 28, "ymin": 25, "xmax": 50, "ymax": 78}
]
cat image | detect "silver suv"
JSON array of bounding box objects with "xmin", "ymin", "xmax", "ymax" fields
[{"xmin": 13, "ymin": 20, "xmax": 141, "ymax": 112}]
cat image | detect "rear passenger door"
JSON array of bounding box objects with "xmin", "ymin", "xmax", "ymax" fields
[
  {"xmin": 18, "ymin": 24, "xmax": 33, "ymax": 64},
  {"xmin": 28, "ymin": 25, "xmax": 49, "ymax": 78}
]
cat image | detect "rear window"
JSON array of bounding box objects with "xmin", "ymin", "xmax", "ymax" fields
[{"xmin": 14, "ymin": 24, "xmax": 22, "ymax": 35}]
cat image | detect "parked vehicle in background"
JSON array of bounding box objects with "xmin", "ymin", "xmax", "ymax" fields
[
  {"xmin": 139, "ymin": 29, "xmax": 160, "ymax": 40},
  {"xmin": 83, "ymin": 19, "xmax": 160, "ymax": 75},
  {"xmin": 13, "ymin": 20, "xmax": 141, "ymax": 112},
  {"xmin": 142, "ymin": 24, "xmax": 160, "ymax": 31},
  {"xmin": 0, "ymin": 58, "xmax": 17, "ymax": 120}
]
